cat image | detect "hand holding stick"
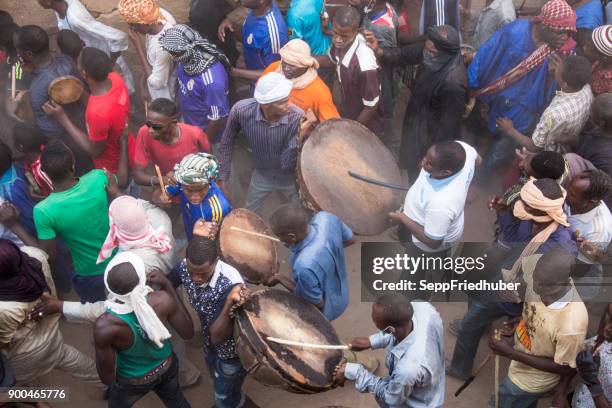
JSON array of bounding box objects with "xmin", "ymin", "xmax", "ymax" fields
[{"xmin": 154, "ymin": 165, "xmax": 169, "ymax": 201}]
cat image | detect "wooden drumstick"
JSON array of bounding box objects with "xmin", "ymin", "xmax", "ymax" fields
[
  {"xmin": 154, "ymin": 165, "xmax": 168, "ymax": 200},
  {"xmin": 11, "ymin": 64, "xmax": 16, "ymax": 100},
  {"xmin": 230, "ymin": 226, "xmax": 281, "ymax": 242},
  {"xmin": 266, "ymin": 337, "xmax": 349, "ymax": 350}
]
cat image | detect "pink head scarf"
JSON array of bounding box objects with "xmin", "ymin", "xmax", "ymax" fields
[{"xmin": 97, "ymin": 196, "xmax": 172, "ymax": 264}]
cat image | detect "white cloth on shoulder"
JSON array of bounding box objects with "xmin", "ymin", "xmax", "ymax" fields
[{"xmin": 104, "ymin": 251, "xmax": 171, "ymax": 348}]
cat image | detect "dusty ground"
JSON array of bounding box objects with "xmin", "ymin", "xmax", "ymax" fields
[{"xmin": 3, "ymin": 0, "xmax": 566, "ymax": 407}]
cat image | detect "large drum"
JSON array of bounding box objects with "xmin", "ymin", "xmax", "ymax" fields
[
  {"xmin": 298, "ymin": 118, "xmax": 404, "ymax": 235},
  {"xmin": 48, "ymin": 75, "xmax": 84, "ymax": 105},
  {"xmin": 233, "ymin": 289, "xmax": 343, "ymax": 394},
  {"xmin": 218, "ymin": 208, "xmax": 278, "ymax": 284}
]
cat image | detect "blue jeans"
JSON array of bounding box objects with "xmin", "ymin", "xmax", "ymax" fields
[
  {"xmin": 449, "ymin": 298, "xmax": 521, "ymax": 378},
  {"xmin": 72, "ymin": 274, "xmax": 106, "ymax": 303},
  {"xmin": 204, "ymin": 354, "xmax": 246, "ymax": 408},
  {"xmin": 488, "ymin": 377, "xmax": 547, "ymax": 408},
  {"xmin": 108, "ymin": 353, "xmax": 190, "ymax": 408},
  {"xmin": 245, "ymin": 169, "xmax": 300, "ymax": 214}
]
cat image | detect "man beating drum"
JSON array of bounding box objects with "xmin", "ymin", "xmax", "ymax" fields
[
  {"xmin": 265, "ymin": 204, "xmax": 378, "ymax": 372},
  {"xmin": 334, "ymin": 295, "xmax": 446, "ymax": 408}
]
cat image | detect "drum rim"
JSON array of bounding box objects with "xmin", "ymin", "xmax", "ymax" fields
[
  {"xmin": 297, "ymin": 118, "xmax": 403, "ymax": 235},
  {"xmin": 48, "ymin": 75, "xmax": 84, "ymax": 104},
  {"xmin": 234, "ymin": 289, "xmax": 342, "ymax": 392},
  {"xmin": 218, "ymin": 208, "xmax": 278, "ymax": 284}
]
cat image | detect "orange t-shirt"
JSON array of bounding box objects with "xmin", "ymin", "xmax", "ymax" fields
[{"xmin": 263, "ymin": 61, "xmax": 340, "ymax": 121}]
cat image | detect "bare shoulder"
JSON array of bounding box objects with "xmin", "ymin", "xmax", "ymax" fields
[
  {"xmin": 94, "ymin": 312, "xmax": 129, "ymax": 345},
  {"xmin": 146, "ymin": 290, "xmax": 174, "ymax": 318}
]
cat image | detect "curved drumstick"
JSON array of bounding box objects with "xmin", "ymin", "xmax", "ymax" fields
[{"xmin": 266, "ymin": 337, "xmax": 349, "ymax": 350}]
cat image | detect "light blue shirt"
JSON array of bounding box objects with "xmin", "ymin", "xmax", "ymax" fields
[
  {"xmin": 289, "ymin": 211, "xmax": 352, "ymax": 321},
  {"xmin": 286, "ymin": 0, "xmax": 331, "ymax": 56},
  {"xmin": 345, "ymin": 302, "xmax": 445, "ymax": 408}
]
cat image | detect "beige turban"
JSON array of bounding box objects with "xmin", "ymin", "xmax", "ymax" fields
[
  {"xmin": 118, "ymin": 0, "xmax": 164, "ymax": 25},
  {"xmin": 276, "ymin": 39, "xmax": 319, "ymax": 90}
]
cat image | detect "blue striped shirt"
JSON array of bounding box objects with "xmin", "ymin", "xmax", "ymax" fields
[{"xmin": 217, "ymin": 98, "xmax": 303, "ymax": 181}]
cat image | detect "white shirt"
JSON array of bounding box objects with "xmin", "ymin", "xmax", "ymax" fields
[
  {"xmin": 402, "ymin": 141, "xmax": 478, "ymax": 252},
  {"xmin": 566, "ymin": 201, "xmax": 612, "ymax": 264},
  {"xmin": 55, "ymin": 0, "xmax": 135, "ymax": 93},
  {"xmin": 146, "ymin": 9, "xmax": 177, "ymax": 101}
]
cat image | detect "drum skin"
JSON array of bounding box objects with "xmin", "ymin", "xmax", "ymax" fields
[
  {"xmin": 298, "ymin": 118, "xmax": 403, "ymax": 235},
  {"xmin": 234, "ymin": 289, "xmax": 343, "ymax": 394},
  {"xmin": 48, "ymin": 75, "xmax": 84, "ymax": 105},
  {"xmin": 218, "ymin": 208, "xmax": 278, "ymax": 284}
]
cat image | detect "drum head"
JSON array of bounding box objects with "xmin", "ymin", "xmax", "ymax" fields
[
  {"xmin": 298, "ymin": 118, "xmax": 403, "ymax": 235},
  {"xmin": 235, "ymin": 290, "xmax": 343, "ymax": 392},
  {"xmin": 219, "ymin": 208, "xmax": 278, "ymax": 284},
  {"xmin": 48, "ymin": 75, "xmax": 84, "ymax": 105}
]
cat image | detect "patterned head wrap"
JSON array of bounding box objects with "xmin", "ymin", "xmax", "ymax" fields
[
  {"xmin": 160, "ymin": 24, "xmax": 231, "ymax": 75},
  {"xmin": 533, "ymin": 0, "xmax": 577, "ymax": 32},
  {"xmin": 118, "ymin": 0, "xmax": 164, "ymax": 25},
  {"xmin": 173, "ymin": 153, "xmax": 219, "ymax": 185},
  {"xmin": 593, "ymin": 25, "xmax": 612, "ymax": 57}
]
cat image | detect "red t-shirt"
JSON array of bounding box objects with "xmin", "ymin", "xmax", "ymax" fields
[
  {"xmin": 86, "ymin": 72, "xmax": 130, "ymax": 173},
  {"xmin": 134, "ymin": 123, "xmax": 211, "ymax": 176}
]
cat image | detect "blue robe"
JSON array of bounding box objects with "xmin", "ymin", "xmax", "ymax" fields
[{"xmin": 468, "ymin": 19, "xmax": 563, "ymax": 134}]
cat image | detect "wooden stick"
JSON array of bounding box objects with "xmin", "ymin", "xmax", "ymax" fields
[
  {"xmin": 454, "ymin": 352, "xmax": 495, "ymax": 396},
  {"xmin": 266, "ymin": 337, "xmax": 349, "ymax": 350},
  {"xmin": 229, "ymin": 226, "xmax": 281, "ymax": 242},
  {"xmin": 494, "ymin": 329, "xmax": 500, "ymax": 408},
  {"xmin": 144, "ymin": 101, "xmax": 148, "ymax": 117},
  {"xmin": 11, "ymin": 64, "xmax": 16, "ymax": 100},
  {"xmin": 154, "ymin": 164, "xmax": 168, "ymax": 200}
]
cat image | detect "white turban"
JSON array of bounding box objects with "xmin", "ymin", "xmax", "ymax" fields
[
  {"xmin": 254, "ymin": 72, "xmax": 293, "ymax": 104},
  {"xmin": 104, "ymin": 251, "xmax": 171, "ymax": 348}
]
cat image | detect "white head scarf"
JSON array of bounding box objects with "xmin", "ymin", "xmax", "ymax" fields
[
  {"xmin": 104, "ymin": 251, "xmax": 171, "ymax": 348},
  {"xmin": 254, "ymin": 72, "xmax": 293, "ymax": 104}
]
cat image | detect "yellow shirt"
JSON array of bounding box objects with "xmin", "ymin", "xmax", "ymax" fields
[{"xmin": 508, "ymin": 254, "xmax": 588, "ymax": 393}]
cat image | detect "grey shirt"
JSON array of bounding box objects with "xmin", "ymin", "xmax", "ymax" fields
[
  {"xmin": 472, "ymin": 0, "xmax": 516, "ymax": 49},
  {"xmin": 344, "ymin": 302, "xmax": 445, "ymax": 407}
]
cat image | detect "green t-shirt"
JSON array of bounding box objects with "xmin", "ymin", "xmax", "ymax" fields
[{"xmin": 34, "ymin": 169, "xmax": 112, "ymax": 277}]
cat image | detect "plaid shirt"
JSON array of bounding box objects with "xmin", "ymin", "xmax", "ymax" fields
[{"xmin": 531, "ymin": 84, "xmax": 593, "ymax": 153}]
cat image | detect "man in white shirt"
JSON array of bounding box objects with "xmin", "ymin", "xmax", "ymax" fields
[
  {"xmin": 389, "ymin": 140, "xmax": 480, "ymax": 300},
  {"xmin": 565, "ymin": 169, "xmax": 612, "ymax": 300},
  {"xmin": 118, "ymin": 0, "xmax": 177, "ymax": 101},
  {"xmin": 390, "ymin": 140, "xmax": 480, "ymax": 253},
  {"xmin": 37, "ymin": 0, "xmax": 136, "ymax": 94}
]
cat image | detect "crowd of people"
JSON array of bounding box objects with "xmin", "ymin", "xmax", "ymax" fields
[{"xmin": 0, "ymin": 0, "xmax": 611, "ymax": 406}]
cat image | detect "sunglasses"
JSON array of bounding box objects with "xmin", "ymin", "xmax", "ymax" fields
[{"xmin": 146, "ymin": 121, "xmax": 167, "ymax": 131}]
